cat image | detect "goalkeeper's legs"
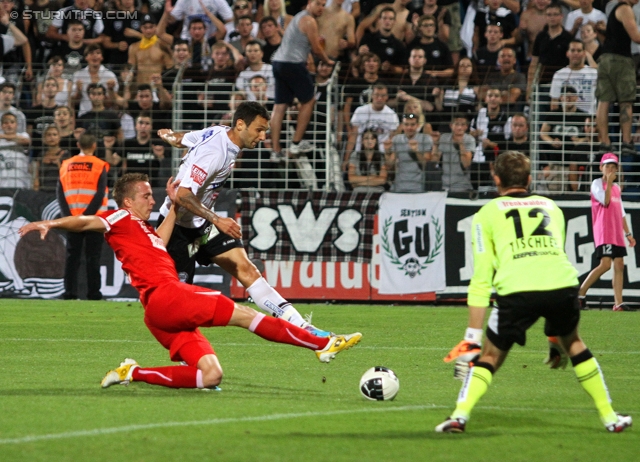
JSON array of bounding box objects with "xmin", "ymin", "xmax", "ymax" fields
[
  {"xmin": 558, "ymin": 329, "xmax": 620, "ymax": 428},
  {"xmin": 448, "ymin": 339, "xmax": 508, "ymax": 422}
]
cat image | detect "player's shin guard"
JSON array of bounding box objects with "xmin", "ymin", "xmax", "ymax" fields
[
  {"xmin": 451, "ymin": 362, "xmax": 495, "ymax": 421},
  {"xmin": 248, "ymin": 312, "xmax": 329, "ymax": 350},
  {"xmin": 246, "ymin": 277, "xmax": 305, "ymax": 327},
  {"xmin": 571, "ymin": 349, "xmax": 617, "ymax": 425},
  {"xmin": 131, "ymin": 366, "xmax": 200, "ymax": 389}
]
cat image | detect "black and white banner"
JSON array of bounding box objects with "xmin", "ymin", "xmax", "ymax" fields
[
  {"xmin": 0, "ymin": 188, "xmax": 236, "ymax": 299},
  {"xmin": 378, "ymin": 192, "xmax": 447, "ymax": 294},
  {"xmin": 241, "ymin": 190, "xmax": 381, "ymax": 262}
]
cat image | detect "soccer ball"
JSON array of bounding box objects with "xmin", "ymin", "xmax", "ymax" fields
[{"xmin": 359, "ymin": 366, "xmax": 399, "ymax": 401}]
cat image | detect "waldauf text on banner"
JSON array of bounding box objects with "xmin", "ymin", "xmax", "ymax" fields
[{"xmin": 378, "ymin": 192, "xmax": 447, "ymax": 294}]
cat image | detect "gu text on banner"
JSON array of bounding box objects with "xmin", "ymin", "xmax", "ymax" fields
[{"xmin": 378, "ymin": 192, "xmax": 447, "ymax": 294}]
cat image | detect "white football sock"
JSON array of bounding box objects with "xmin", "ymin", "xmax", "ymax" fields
[{"xmin": 246, "ymin": 277, "xmax": 305, "ymax": 327}]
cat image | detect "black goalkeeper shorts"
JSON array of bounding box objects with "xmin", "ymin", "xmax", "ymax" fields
[{"xmin": 486, "ymin": 287, "xmax": 581, "ymax": 351}]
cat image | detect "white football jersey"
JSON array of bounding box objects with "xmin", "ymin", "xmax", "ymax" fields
[{"xmin": 159, "ymin": 125, "xmax": 240, "ymax": 228}]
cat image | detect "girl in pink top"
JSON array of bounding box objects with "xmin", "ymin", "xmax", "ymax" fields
[{"xmin": 579, "ymin": 153, "xmax": 636, "ymax": 311}]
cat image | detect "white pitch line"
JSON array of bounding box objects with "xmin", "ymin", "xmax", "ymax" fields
[
  {"xmin": 0, "ymin": 406, "xmax": 438, "ymax": 445},
  {"xmin": 0, "ymin": 404, "xmax": 631, "ymax": 446}
]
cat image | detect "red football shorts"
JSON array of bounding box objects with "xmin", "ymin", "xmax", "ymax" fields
[{"xmin": 143, "ymin": 281, "xmax": 235, "ymax": 366}]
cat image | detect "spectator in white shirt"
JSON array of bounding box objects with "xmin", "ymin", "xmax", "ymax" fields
[
  {"xmin": 565, "ymin": 0, "xmax": 607, "ymax": 39},
  {"xmin": 549, "ymin": 40, "xmax": 598, "ymax": 113}
]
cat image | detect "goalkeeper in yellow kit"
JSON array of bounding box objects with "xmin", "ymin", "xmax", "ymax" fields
[{"xmin": 435, "ymin": 151, "xmax": 632, "ymax": 433}]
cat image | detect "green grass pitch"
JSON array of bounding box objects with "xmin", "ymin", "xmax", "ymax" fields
[{"xmin": 0, "ymin": 300, "xmax": 637, "ymax": 461}]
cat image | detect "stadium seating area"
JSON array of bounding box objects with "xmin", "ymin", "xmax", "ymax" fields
[{"xmin": 1, "ymin": 0, "xmax": 640, "ymax": 199}]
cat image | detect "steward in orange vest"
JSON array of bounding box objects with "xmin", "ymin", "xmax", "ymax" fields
[
  {"xmin": 57, "ymin": 133, "xmax": 109, "ymax": 300},
  {"xmin": 58, "ymin": 136, "xmax": 109, "ymax": 216}
]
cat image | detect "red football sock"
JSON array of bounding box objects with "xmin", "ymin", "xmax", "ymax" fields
[
  {"xmin": 249, "ymin": 313, "xmax": 330, "ymax": 351},
  {"xmin": 131, "ymin": 366, "xmax": 200, "ymax": 389}
]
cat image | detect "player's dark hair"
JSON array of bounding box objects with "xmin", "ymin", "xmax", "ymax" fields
[
  {"xmin": 113, "ymin": 173, "xmax": 150, "ymax": 207},
  {"xmin": 233, "ymin": 101, "xmax": 269, "ymax": 127},
  {"xmin": 494, "ymin": 151, "xmax": 530, "ymax": 190},
  {"xmin": 137, "ymin": 83, "xmax": 153, "ymax": 93}
]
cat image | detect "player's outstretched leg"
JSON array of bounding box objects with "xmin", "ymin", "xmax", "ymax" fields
[
  {"xmin": 216, "ymin": 250, "xmax": 333, "ymax": 337},
  {"xmin": 245, "ymin": 312, "xmax": 361, "ymax": 363},
  {"xmin": 246, "ymin": 276, "xmax": 331, "ymax": 337},
  {"xmin": 101, "ymin": 358, "xmax": 205, "ymax": 389}
]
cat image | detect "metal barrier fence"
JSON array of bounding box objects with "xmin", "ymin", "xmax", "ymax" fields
[{"xmin": 3, "ymin": 62, "xmax": 640, "ymax": 199}]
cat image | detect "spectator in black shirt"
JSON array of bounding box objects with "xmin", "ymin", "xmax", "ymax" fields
[
  {"xmin": 407, "ymin": 14, "xmax": 453, "ymax": 79},
  {"xmin": 358, "ymin": 7, "xmax": 406, "ymax": 74},
  {"xmin": 102, "ymin": 0, "xmax": 143, "ymax": 67},
  {"xmin": 112, "ymin": 112, "xmax": 166, "ymax": 186},
  {"xmin": 125, "ymin": 84, "xmax": 172, "ymax": 134},
  {"xmin": 46, "ymin": 0, "xmax": 104, "ymax": 48},
  {"xmin": 51, "ymin": 20, "xmax": 86, "ymax": 80},
  {"xmin": 474, "ymin": 23, "xmax": 503, "ymax": 83},
  {"xmin": 473, "ymin": 0, "xmax": 517, "ymax": 51},
  {"xmin": 53, "ymin": 105, "xmax": 79, "ymax": 156},
  {"xmin": 76, "ymin": 84, "xmax": 122, "ymax": 160},
  {"xmin": 26, "ymin": 77, "xmax": 60, "ymax": 147},
  {"xmin": 526, "ymin": 3, "xmax": 572, "ymax": 99},
  {"xmin": 260, "ymin": 16, "xmax": 282, "ymax": 63}
]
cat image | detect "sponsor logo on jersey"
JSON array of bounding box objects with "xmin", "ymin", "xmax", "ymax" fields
[
  {"xmin": 106, "ymin": 209, "xmax": 129, "ymax": 224},
  {"xmin": 191, "ymin": 165, "xmax": 207, "ymax": 185},
  {"xmin": 67, "ymin": 162, "xmax": 93, "ymax": 171}
]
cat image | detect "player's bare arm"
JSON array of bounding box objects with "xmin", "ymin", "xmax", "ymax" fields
[
  {"xmin": 19, "ymin": 215, "xmax": 107, "ymax": 240},
  {"xmin": 176, "ymin": 187, "xmax": 242, "ymax": 239},
  {"xmin": 156, "ymin": 177, "xmax": 181, "ymax": 245},
  {"xmin": 158, "ymin": 129, "xmax": 188, "ymax": 148}
]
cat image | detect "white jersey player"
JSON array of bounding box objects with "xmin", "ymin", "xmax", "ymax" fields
[{"xmin": 157, "ymin": 102, "xmax": 337, "ymax": 337}]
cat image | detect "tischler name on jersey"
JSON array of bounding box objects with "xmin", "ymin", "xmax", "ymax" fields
[{"xmin": 510, "ymin": 235, "xmax": 561, "ymax": 257}]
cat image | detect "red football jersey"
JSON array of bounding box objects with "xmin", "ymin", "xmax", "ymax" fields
[{"xmin": 99, "ymin": 209, "xmax": 179, "ymax": 301}]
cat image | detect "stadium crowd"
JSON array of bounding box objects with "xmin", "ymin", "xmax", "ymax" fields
[{"xmin": 0, "ymin": 0, "xmax": 638, "ymax": 196}]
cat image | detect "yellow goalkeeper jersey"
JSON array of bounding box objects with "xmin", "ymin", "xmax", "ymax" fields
[{"xmin": 468, "ymin": 193, "xmax": 579, "ymax": 307}]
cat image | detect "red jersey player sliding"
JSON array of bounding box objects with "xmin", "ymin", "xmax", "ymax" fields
[{"xmin": 19, "ymin": 173, "xmax": 362, "ymax": 390}]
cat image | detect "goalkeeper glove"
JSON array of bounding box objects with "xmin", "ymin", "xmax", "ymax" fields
[
  {"xmin": 444, "ymin": 340, "xmax": 481, "ymax": 363},
  {"xmin": 543, "ymin": 336, "xmax": 568, "ymax": 370},
  {"xmin": 445, "ymin": 340, "xmax": 481, "ymax": 381}
]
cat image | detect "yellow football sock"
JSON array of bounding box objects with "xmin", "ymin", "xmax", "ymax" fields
[
  {"xmin": 451, "ymin": 366, "xmax": 493, "ymax": 421},
  {"xmin": 574, "ymin": 357, "xmax": 617, "ymax": 425}
]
